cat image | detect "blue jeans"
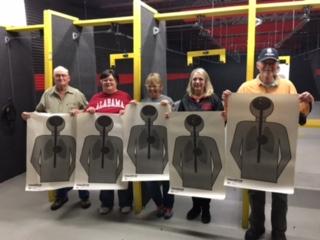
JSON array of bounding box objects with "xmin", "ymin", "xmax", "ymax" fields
[
  {"xmin": 145, "ymin": 181, "xmax": 174, "ymax": 208},
  {"xmin": 56, "ymin": 187, "xmax": 89, "ymax": 201},
  {"xmin": 100, "ymin": 182, "xmax": 133, "ymax": 208}
]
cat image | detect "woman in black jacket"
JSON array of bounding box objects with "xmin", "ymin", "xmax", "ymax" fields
[{"xmin": 178, "ymin": 67, "xmax": 224, "ymax": 224}]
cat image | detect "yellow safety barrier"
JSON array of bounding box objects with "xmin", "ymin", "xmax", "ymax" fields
[
  {"xmin": 187, "ymin": 49, "xmax": 226, "ymax": 66},
  {"xmin": 109, "ymin": 53, "xmax": 134, "ymax": 68}
]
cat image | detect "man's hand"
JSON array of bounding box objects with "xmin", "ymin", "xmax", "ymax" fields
[
  {"xmin": 299, "ymin": 91, "xmax": 314, "ymax": 104},
  {"xmin": 21, "ymin": 112, "xmax": 31, "ymax": 121},
  {"xmin": 70, "ymin": 109, "xmax": 81, "ymax": 116}
]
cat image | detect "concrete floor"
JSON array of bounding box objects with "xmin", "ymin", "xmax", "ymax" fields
[{"xmin": 0, "ymin": 104, "xmax": 319, "ymax": 240}]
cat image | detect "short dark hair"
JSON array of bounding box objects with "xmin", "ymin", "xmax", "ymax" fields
[{"xmin": 100, "ymin": 69, "xmax": 119, "ymax": 83}]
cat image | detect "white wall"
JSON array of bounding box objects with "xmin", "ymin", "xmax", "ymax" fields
[{"xmin": 0, "ymin": 0, "xmax": 26, "ymax": 26}]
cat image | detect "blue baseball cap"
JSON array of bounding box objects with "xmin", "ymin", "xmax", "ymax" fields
[{"xmin": 258, "ymin": 48, "xmax": 279, "ymax": 62}]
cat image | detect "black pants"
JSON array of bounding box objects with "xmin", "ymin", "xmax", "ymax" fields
[
  {"xmin": 249, "ymin": 190, "xmax": 287, "ymax": 234},
  {"xmin": 192, "ymin": 197, "xmax": 211, "ymax": 211},
  {"xmin": 56, "ymin": 188, "xmax": 89, "ymax": 201}
]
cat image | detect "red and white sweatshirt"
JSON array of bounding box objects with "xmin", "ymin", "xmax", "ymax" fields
[{"xmin": 87, "ymin": 90, "xmax": 131, "ymax": 113}]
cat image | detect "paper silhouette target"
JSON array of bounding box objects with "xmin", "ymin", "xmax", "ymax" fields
[
  {"xmin": 127, "ymin": 105, "xmax": 168, "ymax": 174},
  {"xmin": 31, "ymin": 115, "xmax": 76, "ymax": 182},
  {"xmin": 168, "ymin": 112, "xmax": 225, "ymax": 199},
  {"xmin": 122, "ymin": 103, "xmax": 170, "ymax": 181},
  {"xmin": 230, "ymin": 96, "xmax": 291, "ymax": 183},
  {"xmin": 74, "ymin": 113, "xmax": 127, "ymax": 190},
  {"xmin": 80, "ymin": 115, "xmax": 123, "ymax": 183},
  {"xmin": 26, "ymin": 113, "xmax": 76, "ymax": 191},
  {"xmin": 172, "ymin": 114, "xmax": 222, "ymax": 190},
  {"xmin": 225, "ymin": 94, "xmax": 299, "ymax": 194}
]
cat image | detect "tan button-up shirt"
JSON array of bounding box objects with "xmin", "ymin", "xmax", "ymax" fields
[{"xmin": 36, "ymin": 86, "xmax": 88, "ymax": 113}]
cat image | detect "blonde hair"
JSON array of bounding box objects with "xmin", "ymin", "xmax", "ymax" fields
[
  {"xmin": 145, "ymin": 72, "xmax": 163, "ymax": 87},
  {"xmin": 186, "ymin": 68, "xmax": 214, "ymax": 97}
]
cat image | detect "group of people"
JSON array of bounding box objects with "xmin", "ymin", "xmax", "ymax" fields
[{"xmin": 21, "ymin": 47, "xmax": 314, "ymax": 240}]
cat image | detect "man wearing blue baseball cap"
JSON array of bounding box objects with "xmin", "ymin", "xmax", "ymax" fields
[{"xmin": 223, "ymin": 47, "xmax": 314, "ymax": 240}]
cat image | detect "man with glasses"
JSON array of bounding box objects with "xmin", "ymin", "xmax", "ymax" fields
[
  {"xmin": 22, "ymin": 66, "xmax": 91, "ymax": 211},
  {"xmin": 223, "ymin": 48, "xmax": 314, "ymax": 240}
]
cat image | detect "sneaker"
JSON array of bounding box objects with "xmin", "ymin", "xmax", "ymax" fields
[
  {"xmin": 186, "ymin": 206, "xmax": 201, "ymax": 220},
  {"xmin": 271, "ymin": 230, "xmax": 287, "ymax": 240},
  {"xmin": 50, "ymin": 198, "xmax": 68, "ymax": 211},
  {"xmin": 163, "ymin": 208, "xmax": 173, "ymax": 220},
  {"xmin": 80, "ymin": 199, "xmax": 91, "ymax": 209},
  {"xmin": 120, "ymin": 206, "xmax": 132, "ymax": 214},
  {"xmin": 245, "ymin": 227, "xmax": 265, "ymax": 240},
  {"xmin": 98, "ymin": 206, "xmax": 112, "ymax": 215},
  {"xmin": 156, "ymin": 206, "xmax": 164, "ymax": 218},
  {"xmin": 201, "ymin": 209, "xmax": 211, "ymax": 224}
]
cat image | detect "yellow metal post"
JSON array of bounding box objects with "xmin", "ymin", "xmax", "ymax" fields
[
  {"xmin": 242, "ymin": 0, "xmax": 257, "ymax": 229},
  {"xmin": 246, "ymin": 0, "xmax": 256, "ymax": 82},
  {"xmin": 43, "ymin": 10, "xmax": 53, "ymax": 90},
  {"xmin": 133, "ymin": 0, "xmax": 143, "ymax": 214},
  {"xmin": 133, "ymin": 0, "xmax": 142, "ymax": 102},
  {"xmin": 5, "ymin": 24, "xmax": 44, "ymax": 32},
  {"xmin": 74, "ymin": 16, "xmax": 133, "ymax": 27}
]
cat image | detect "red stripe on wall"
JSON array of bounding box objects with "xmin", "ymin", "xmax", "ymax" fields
[
  {"xmin": 315, "ymin": 69, "xmax": 320, "ymax": 77},
  {"xmin": 34, "ymin": 74, "xmax": 44, "ymax": 91},
  {"xmin": 119, "ymin": 73, "xmax": 133, "ymax": 84},
  {"xmin": 167, "ymin": 73, "xmax": 189, "ymax": 81}
]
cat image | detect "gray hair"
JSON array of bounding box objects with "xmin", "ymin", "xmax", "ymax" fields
[{"xmin": 53, "ymin": 66, "xmax": 69, "ymax": 75}]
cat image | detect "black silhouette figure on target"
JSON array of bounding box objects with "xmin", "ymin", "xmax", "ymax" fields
[
  {"xmin": 80, "ymin": 115, "xmax": 123, "ymax": 183},
  {"xmin": 127, "ymin": 105, "xmax": 168, "ymax": 174},
  {"xmin": 230, "ymin": 96, "xmax": 291, "ymax": 182},
  {"xmin": 31, "ymin": 116, "xmax": 76, "ymax": 182},
  {"xmin": 172, "ymin": 114, "xmax": 222, "ymax": 190}
]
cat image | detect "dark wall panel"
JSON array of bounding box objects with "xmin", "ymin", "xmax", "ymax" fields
[
  {"xmin": 305, "ymin": 52, "xmax": 320, "ymax": 100},
  {"xmin": 52, "ymin": 15, "xmax": 97, "ymax": 99},
  {"xmin": 0, "ymin": 28, "xmax": 35, "ymax": 182},
  {"xmin": 141, "ymin": 6, "xmax": 167, "ymax": 98},
  {"xmin": 94, "ymin": 25, "xmax": 133, "ymax": 97}
]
